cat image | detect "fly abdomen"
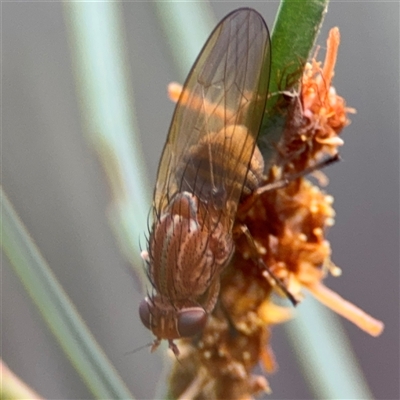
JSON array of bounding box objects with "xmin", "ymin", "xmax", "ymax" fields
[{"xmin": 178, "ymin": 125, "xmax": 264, "ymax": 208}]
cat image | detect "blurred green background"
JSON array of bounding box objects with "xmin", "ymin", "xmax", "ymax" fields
[{"xmin": 2, "ymin": 2, "xmax": 399, "ymax": 399}]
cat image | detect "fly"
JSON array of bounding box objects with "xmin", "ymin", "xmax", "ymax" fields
[{"xmin": 139, "ymin": 8, "xmax": 271, "ymax": 356}]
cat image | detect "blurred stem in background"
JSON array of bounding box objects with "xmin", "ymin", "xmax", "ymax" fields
[
  {"xmin": 1, "ymin": 360, "xmax": 43, "ymax": 400},
  {"xmin": 154, "ymin": 1, "xmax": 216, "ymax": 80},
  {"xmin": 64, "ymin": 1, "xmax": 151, "ymax": 288},
  {"xmin": 287, "ymin": 295, "xmax": 373, "ymax": 399},
  {"xmin": 1, "ymin": 187, "xmax": 134, "ymax": 399},
  {"xmin": 63, "ymin": 1, "xmax": 168, "ymax": 397}
]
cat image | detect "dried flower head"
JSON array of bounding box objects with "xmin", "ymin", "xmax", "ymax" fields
[{"xmin": 166, "ymin": 27, "xmax": 383, "ymax": 400}]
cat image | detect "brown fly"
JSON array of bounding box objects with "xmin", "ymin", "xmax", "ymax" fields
[{"xmin": 139, "ymin": 8, "xmax": 272, "ymax": 356}]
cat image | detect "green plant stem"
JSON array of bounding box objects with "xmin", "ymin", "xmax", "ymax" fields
[
  {"xmin": 269, "ymin": 0, "xmax": 329, "ymax": 100},
  {"xmin": 260, "ymin": 0, "xmax": 329, "ymax": 173},
  {"xmin": 1, "ymin": 187, "xmax": 134, "ymax": 400}
]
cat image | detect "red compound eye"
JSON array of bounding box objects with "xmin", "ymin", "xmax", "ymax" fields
[
  {"xmin": 138, "ymin": 298, "xmax": 152, "ymax": 331},
  {"xmin": 177, "ymin": 307, "xmax": 207, "ymax": 337}
]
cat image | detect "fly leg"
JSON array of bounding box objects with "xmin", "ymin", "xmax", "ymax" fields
[
  {"xmin": 233, "ymin": 223, "xmax": 298, "ymax": 306},
  {"xmin": 238, "ymin": 153, "xmax": 340, "ymax": 219}
]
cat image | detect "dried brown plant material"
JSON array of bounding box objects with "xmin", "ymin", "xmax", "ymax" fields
[
  {"xmin": 166, "ymin": 27, "xmax": 383, "ymax": 400},
  {"xmin": 277, "ymin": 27, "xmax": 356, "ymax": 171}
]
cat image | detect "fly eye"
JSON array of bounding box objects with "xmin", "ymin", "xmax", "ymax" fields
[
  {"xmin": 177, "ymin": 308, "xmax": 207, "ymax": 337},
  {"xmin": 139, "ymin": 298, "xmax": 152, "ymax": 330}
]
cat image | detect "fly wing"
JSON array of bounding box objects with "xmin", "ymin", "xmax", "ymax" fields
[{"xmin": 154, "ymin": 8, "xmax": 271, "ymax": 220}]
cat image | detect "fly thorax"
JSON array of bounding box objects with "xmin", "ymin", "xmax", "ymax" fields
[{"xmin": 148, "ymin": 192, "xmax": 231, "ymax": 301}]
